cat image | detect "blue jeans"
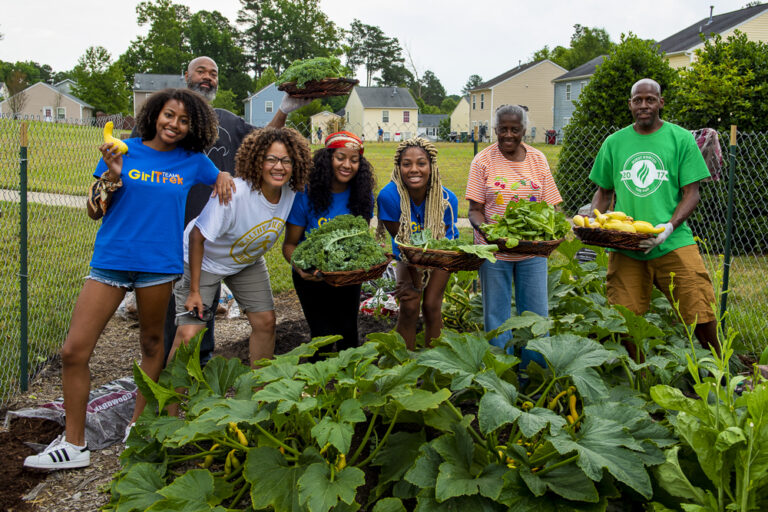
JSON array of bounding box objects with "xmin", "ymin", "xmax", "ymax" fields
[
  {"xmin": 479, "ymin": 257, "xmax": 548, "ymax": 370},
  {"xmin": 88, "ymin": 268, "xmax": 180, "ymax": 290}
]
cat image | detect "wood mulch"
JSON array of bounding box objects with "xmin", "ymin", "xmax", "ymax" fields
[{"xmin": 0, "ymin": 290, "xmax": 396, "ymax": 512}]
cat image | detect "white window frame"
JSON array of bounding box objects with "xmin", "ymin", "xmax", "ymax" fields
[
  {"xmin": 565, "ymin": 84, "xmax": 572, "ymax": 101},
  {"xmin": 403, "ymin": 110, "xmax": 410, "ymax": 123},
  {"xmin": 382, "ymin": 110, "xmax": 389, "ymax": 123},
  {"xmin": 383, "ymin": 131, "xmax": 391, "ymax": 141},
  {"xmin": 265, "ymin": 101, "xmax": 273, "ymax": 113},
  {"xmin": 472, "ymin": 95, "xmax": 476, "ymax": 110},
  {"xmin": 480, "ymin": 93, "xmax": 484, "ymax": 109},
  {"xmin": 56, "ymin": 107, "xmax": 66, "ymax": 120}
]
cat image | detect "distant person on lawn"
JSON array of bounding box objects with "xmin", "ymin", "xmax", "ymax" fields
[{"xmin": 589, "ymin": 78, "xmax": 719, "ymax": 357}]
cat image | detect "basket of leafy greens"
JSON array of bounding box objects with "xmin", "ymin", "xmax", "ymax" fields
[
  {"xmin": 291, "ymin": 215, "xmax": 391, "ymax": 286},
  {"xmin": 397, "ymin": 229, "xmax": 497, "ymax": 272},
  {"xmin": 276, "ymin": 57, "xmax": 358, "ymax": 98},
  {"xmin": 479, "ymin": 199, "xmax": 569, "ymax": 257}
]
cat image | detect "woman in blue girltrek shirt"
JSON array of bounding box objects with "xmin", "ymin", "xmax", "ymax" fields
[
  {"xmin": 376, "ymin": 137, "xmax": 459, "ymax": 350},
  {"xmin": 282, "ymin": 131, "xmax": 375, "ymax": 353},
  {"xmin": 24, "ymin": 88, "xmax": 234, "ymax": 471}
]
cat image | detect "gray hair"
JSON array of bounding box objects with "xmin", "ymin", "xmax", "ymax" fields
[
  {"xmin": 630, "ymin": 78, "xmax": 661, "ymax": 97},
  {"xmin": 495, "ymin": 104, "xmax": 528, "ymax": 130}
]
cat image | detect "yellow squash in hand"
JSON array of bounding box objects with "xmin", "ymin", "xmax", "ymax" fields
[
  {"xmin": 103, "ymin": 121, "xmax": 129, "ymax": 154},
  {"xmin": 604, "ymin": 219, "xmax": 637, "ymax": 232},
  {"xmin": 632, "ymin": 221, "xmax": 665, "ymax": 234}
]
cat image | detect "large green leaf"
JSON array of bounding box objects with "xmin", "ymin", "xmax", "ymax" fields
[
  {"xmin": 549, "ymin": 416, "xmax": 652, "ymax": 498},
  {"xmin": 311, "ymin": 417, "xmax": 355, "ymax": 454},
  {"xmin": 297, "ymin": 358, "xmax": 342, "ymax": 388},
  {"xmin": 147, "ymin": 469, "xmax": 223, "ymax": 511},
  {"xmin": 372, "ymin": 431, "xmax": 426, "ymax": 493},
  {"xmin": 254, "ymin": 359, "xmax": 300, "ymax": 385},
  {"xmin": 297, "ymin": 463, "xmax": 365, "ymax": 512},
  {"xmin": 519, "ymin": 462, "xmax": 599, "ymax": 503},
  {"xmin": 372, "ymin": 498, "xmax": 407, "ymax": 512},
  {"xmin": 493, "ymin": 312, "xmax": 551, "ymax": 338},
  {"xmin": 360, "ymin": 361, "xmax": 425, "ymax": 407},
  {"xmin": 396, "ymin": 388, "xmax": 452, "ymax": 412},
  {"xmin": 254, "ymin": 378, "xmax": 318, "ymax": 413},
  {"xmin": 193, "ymin": 399, "xmax": 268, "ymax": 427},
  {"xmin": 650, "ymin": 385, "xmax": 712, "ymax": 422},
  {"xmin": 133, "ymin": 363, "xmax": 184, "ymax": 412},
  {"xmin": 653, "ymin": 446, "xmax": 708, "ymax": 505},
  {"xmin": 114, "ymin": 462, "xmax": 165, "ymax": 511},
  {"xmin": 405, "ymin": 443, "xmax": 443, "ymax": 488},
  {"xmin": 245, "ymin": 446, "xmax": 313, "ymax": 512},
  {"xmin": 414, "ymin": 488, "xmax": 504, "ymax": 511},
  {"xmin": 674, "ymin": 412, "xmax": 722, "ymax": 486},
  {"xmin": 203, "ymin": 356, "xmax": 250, "ymax": 396},
  {"xmin": 416, "ymin": 330, "xmax": 490, "ymax": 390},
  {"xmin": 526, "ymin": 335, "xmax": 612, "ymax": 401},
  {"xmin": 435, "ymin": 462, "xmax": 506, "ymax": 502},
  {"xmin": 517, "ymin": 407, "xmax": 567, "ymax": 438},
  {"xmin": 475, "ymin": 371, "xmax": 521, "ymax": 434},
  {"xmin": 585, "ymin": 402, "xmax": 676, "ymax": 449},
  {"xmin": 367, "ymin": 332, "xmax": 411, "ymax": 364},
  {"xmin": 614, "ymin": 305, "xmax": 665, "ymax": 344}
]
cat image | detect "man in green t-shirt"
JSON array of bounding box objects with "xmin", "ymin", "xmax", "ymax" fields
[{"xmin": 588, "ymin": 78, "xmax": 718, "ymax": 355}]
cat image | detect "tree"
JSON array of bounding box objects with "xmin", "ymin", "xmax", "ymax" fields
[
  {"xmin": 666, "ymin": 31, "xmax": 768, "ymax": 132},
  {"xmin": 6, "ymin": 70, "xmax": 29, "ymax": 116},
  {"xmin": 532, "ymin": 25, "xmax": 613, "ymax": 70},
  {"xmin": 212, "ymin": 89, "xmax": 239, "ymax": 112},
  {"xmin": 419, "ymin": 70, "xmax": 446, "ymax": 106},
  {"xmin": 286, "ymin": 99, "xmax": 327, "ymax": 136},
  {"xmin": 556, "ymin": 34, "xmax": 678, "ymax": 212},
  {"xmin": 440, "ymin": 96, "xmax": 459, "ymax": 114},
  {"xmin": 345, "ymin": 19, "xmax": 404, "ymax": 86},
  {"xmin": 254, "ymin": 66, "xmax": 278, "ymax": 91},
  {"xmin": 462, "ymin": 74, "xmax": 483, "ymax": 94},
  {"xmin": 237, "ymin": 0, "xmax": 274, "ymax": 77},
  {"xmin": 438, "ymin": 117, "xmax": 451, "ymax": 141},
  {"xmin": 374, "ymin": 63, "xmax": 413, "ymax": 88},
  {"xmin": 71, "ymin": 46, "xmax": 131, "ymax": 114}
]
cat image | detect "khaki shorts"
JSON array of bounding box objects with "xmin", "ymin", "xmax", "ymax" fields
[
  {"xmin": 174, "ymin": 258, "xmax": 273, "ymax": 326},
  {"xmin": 607, "ymin": 245, "xmax": 716, "ymax": 325}
]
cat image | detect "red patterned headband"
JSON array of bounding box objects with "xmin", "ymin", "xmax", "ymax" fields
[{"xmin": 324, "ymin": 131, "xmax": 364, "ymax": 154}]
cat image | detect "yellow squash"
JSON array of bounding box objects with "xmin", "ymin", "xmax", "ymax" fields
[
  {"xmin": 633, "ymin": 221, "xmax": 665, "ymax": 234},
  {"xmin": 572, "ymin": 215, "xmax": 586, "ymax": 227},
  {"xmin": 103, "ymin": 121, "xmax": 129, "ymax": 154},
  {"xmin": 604, "ymin": 220, "xmax": 637, "ymax": 232}
]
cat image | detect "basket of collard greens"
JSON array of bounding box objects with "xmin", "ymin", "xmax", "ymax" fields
[
  {"xmin": 276, "ymin": 57, "xmax": 358, "ymax": 98},
  {"xmin": 397, "ymin": 229, "xmax": 498, "ymax": 273},
  {"xmin": 480, "ymin": 199, "xmax": 570, "ymax": 257},
  {"xmin": 291, "ymin": 215, "xmax": 392, "ymax": 287}
]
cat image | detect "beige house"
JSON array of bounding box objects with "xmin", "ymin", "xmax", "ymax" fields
[
  {"xmin": 450, "ymin": 96, "xmax": 470, "ymax": 139},
  {"xmin": 133, "ymin": 73, "xmax": 185, "ymax": 117},
  {"xmin": 469, "ymin": 59, "xmax": 566, "ymax": 143},
  {"xmin": 659, "ymin": 4, "xmax": 768, "ymax": 68},
  {"xmin": 0, "ymin": 81, "xmax": 94, "ymax": 121},
  {"xmin": 343, "ymin": 86, "xmax": 418, "ymax": 142},
  {"xmin": 310, "ymin": 111, "xmax": 344, "ymax": 143}
]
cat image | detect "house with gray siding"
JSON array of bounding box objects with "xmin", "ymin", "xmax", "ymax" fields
[
  {"xmin": 417, "ymin": 113, "xmax": 447, "ymax": 141},
  {"xmin": 132, "ymin": 73, "xmax": 185, "ymax": 117},
  {"xmin": 243, "ymin": 83, "xmax": 286, "ymax": 127},
  {"xmin": 551, "ymin": 55, "xmax": 605, "ymax": 135}
]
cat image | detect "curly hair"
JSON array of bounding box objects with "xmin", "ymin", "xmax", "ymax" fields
[
  {"xmin": 308, "ymin": 147, "xmax": 375, "ymax": 221},
  {"xmin": 135, "ymin": 88, "xmax": 218, "ymax": 152},
  {"xmin": 234, "ymin": 127, "xmax": 311, "ymax": 192},
  {"xmin": 375, "ymin": 137, "xmax": 452, "ymax": 244}
]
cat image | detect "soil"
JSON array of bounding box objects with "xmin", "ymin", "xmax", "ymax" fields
[{"xmin": 0, "ymin": 290, "xmax": 397, "ymax": 512}]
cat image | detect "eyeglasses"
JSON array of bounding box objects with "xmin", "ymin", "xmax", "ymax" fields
[
  {"xmin": 264, "ymin": 155, "xmax": 293, "ymax": 168},
  {"xmin": 176, "ymin": 306, "xmax": 214, "ymax": 322}
]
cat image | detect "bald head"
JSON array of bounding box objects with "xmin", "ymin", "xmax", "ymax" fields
[
  {"xmin": 631, "ymin": 78, "xmax": 661, "ymax": 97},
  {"xmin": 185, "ymin": 56, "xmax": 219, "ymax": 101}
]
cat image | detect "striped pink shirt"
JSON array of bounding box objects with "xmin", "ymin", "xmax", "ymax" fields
[{"xmin": 465, "ymin": 143, "xmax": 562, "ymax": 261}]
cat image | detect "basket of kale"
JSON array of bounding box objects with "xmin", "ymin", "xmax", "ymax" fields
[
  {"xmin": 276, "ymin": 57, "xmax": 358, "ymax": 98},
  {"xmin": 397, "ymin": 229, "xmax": 498, "ymax": 273}
]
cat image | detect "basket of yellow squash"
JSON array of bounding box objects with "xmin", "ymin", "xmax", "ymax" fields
[{"xmin": 572, "ymin": 210, "xmax": 663, "ymax": 251}]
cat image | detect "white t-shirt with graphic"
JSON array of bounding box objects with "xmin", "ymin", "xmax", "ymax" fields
[{"xmin": 184, "ymin": 177, "xmax": 296, "ymax": 275}]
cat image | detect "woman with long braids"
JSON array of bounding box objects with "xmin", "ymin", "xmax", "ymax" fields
[
  {"xmin": 282, "ymin": 131, "xmax": 375, "ymax": 352},
  {"xmin": 24, "ymin": 88, "xmax": 234, "ymax": 470},
  {"xmin": 376, "ymin": 137, "xmax": 459, "ymax": 350}
]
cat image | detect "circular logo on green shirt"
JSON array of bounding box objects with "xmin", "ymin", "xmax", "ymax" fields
[{"xmin": 620, "ymin": 152, "xmax": 669, "ymax": 197}]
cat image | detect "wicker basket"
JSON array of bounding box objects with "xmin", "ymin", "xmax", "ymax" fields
[
  {"xmin": 316, "ymin": 255, "xmax": 393, "ymax": 287},
  {"xmin": 573, "ymin": 226, "xmax": 654, "ymax": 251},
  {"xmin": 488, "ymin": 237, "xmax": 565, "ymax": 257},
  {"xmin": 277, "ymin": 78, "xmax": 359, "ymax": 98},
  {"xmin": 398, "ymin": 244, "xmax": 485, "ymax": 272}
]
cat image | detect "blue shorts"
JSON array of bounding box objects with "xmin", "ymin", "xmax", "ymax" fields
[{"xmin": 88, "ymin": 268, "xmax": 180, "ymax": 290}]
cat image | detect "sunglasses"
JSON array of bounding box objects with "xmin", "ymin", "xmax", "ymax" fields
[{"xmin": 175, "ymin": 305, "xmax": 214, "ymax": 322}]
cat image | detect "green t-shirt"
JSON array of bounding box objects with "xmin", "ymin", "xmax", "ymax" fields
[{"xmin": 589, "ymin": 122, "xmax": 710, "ymax": 261}]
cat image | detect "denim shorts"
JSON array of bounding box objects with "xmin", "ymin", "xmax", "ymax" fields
[{"xmin": 88, "ymin": 267, "xmax": 180, "ymax": 290}]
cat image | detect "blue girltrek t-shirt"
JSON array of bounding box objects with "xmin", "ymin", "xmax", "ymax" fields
[
  {"xmin": 90, "ymin": 138, "xmax": 220, "ymax": 274},
  {"xmin": 287, "ymin": 188, "xmax": 374, "ymax": 242},
  {"xmin": 377, "ymin": 181, "xmax": 459, "ymax": 259}
]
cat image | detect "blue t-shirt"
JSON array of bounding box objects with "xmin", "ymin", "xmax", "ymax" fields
[
  {"xmin": 287, "ymin": 188, "xmax": 374, "ymax": 242},
  {"xmin": 377, "ymin": 181, "xmax": 459, "ymax": 259},
  {"xmin": 90, "ymin": 138, "xmax": 220, "ymax": 273}
]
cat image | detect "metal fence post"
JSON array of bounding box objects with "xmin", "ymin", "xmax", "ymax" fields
[
  {"xmin": 719, "ymin": 125, "xmax": 737, "ymax": 332},
  {"xmin": 19, "ymin": 121, "xmax": 29, "ymax": 391},
  {"xmin": 473, "ymin": 126, "xmax": 479, "ymax": 156}
]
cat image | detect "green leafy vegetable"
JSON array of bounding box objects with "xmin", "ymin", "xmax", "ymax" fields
[
  {"xmin": 292, "ymin": 214, "xmax": 387, "ymax": 272},
  {"xmin": 276, "ymin": 57, "xmax": 347, "ymax": 89},
  {"xmin": 403, "ymin": 228, "xmax": 498, "ymax": 263},
  {"xmin": 481, "ymin": 200, "xmax": 570, "ymax": 247}
]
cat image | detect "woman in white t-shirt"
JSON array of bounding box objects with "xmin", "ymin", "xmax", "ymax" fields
[{"xmin": 170, "ymin": 127, "xmax": 311, "ymax": 367}]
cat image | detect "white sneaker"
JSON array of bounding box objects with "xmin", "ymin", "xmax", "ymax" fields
[
  {"xmin": 123, "ymin": 422, "xmax": 135, "ymax": 443},
  {"xmin": 23, "ymin": 435, "xmax": 90, "ymax": 470}
]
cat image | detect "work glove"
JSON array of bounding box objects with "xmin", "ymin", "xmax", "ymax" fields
[
  {"xmin": 279, "ymin": 95, "xmax": 311, "ymax": 114},
  {"xmin": 638, "ymin": 222, "xmax": 674, "ymax": 254}
]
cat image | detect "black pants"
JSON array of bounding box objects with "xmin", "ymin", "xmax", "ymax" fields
[
  {"xmin": 163, "ymin": 285, "xmax": 219, "ymax": 365},
  {"xmin": 292, "ymin": 270, "xmax": 362, "ymax": 352}
]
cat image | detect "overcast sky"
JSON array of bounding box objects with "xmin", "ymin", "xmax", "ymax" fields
[{"xmin": 0, "ymin": 0, "xmax": 753, "ymax": 95}]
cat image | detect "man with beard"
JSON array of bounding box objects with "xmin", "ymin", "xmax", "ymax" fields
[
  {"xmin": 137, "ymin": 55, "xmax": 308, "ymax": 364},
  {"xmin": 589, "ymin": 78, "xmax": 719, "ymax": 356}
]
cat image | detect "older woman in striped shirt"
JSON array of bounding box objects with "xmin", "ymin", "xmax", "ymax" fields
[{"xmin": 466, "ymin": 105, "xmax": 563, "ymax": 374}]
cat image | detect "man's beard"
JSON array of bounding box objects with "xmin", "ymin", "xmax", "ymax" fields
[{"xmin": 187, "ymin": 80, "xmax": 217, "ymax": 102}]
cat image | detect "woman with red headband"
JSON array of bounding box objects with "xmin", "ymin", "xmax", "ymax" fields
[{"xmin": 282, "ymin": 131, "xmax": 375, "ymax": 352}]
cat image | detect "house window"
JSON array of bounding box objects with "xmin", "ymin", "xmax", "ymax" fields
[
  {"xmin": 383, "ymin": 132, "xmax": 391, "ymax": 141},
  {"xmin": 265, "ymin": 101, "xmax": 273, "ymax": 113},
  {"xmin": 563, "ymin": 117, "xmax": 571, "ymax": 127},
  {"xmin": 56, "ymin": 107, "xmax": 66, "ymax": 120},
  {"xmin": 472, "ymin": 95, "xmax": 476, "ymax": 110},
  {"xmin": 403, "ymin": 111, "xmax": 410, "ymax": 123},
  {"xmin": 480, "ymin": 93, "xmax": 484, "ymax": 109},
  {"xmin": 382, "ymin": 110, "xmax": 389, "ymax": 123},
  {"xmin": 580, "ymin": 81, "xmax": 587, "ymax": 93},
  {"xmin": 565, "ymin": 84, "xmax": 572, "ymax": 101},
  {"xmin": 346, "ymin": 111, "xmax": 350, "ymax": 122}
]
